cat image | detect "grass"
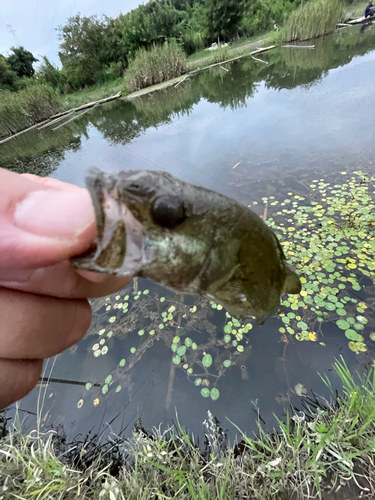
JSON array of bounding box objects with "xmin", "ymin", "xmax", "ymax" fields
[
  {"xmin": 185, "ymin": 32, "xmax": 278, "ymax": 72},
  {"xmin": 344, "ymin": 1, "xmax": 368, "ymax": 20},
  {"xmin": 283, "ymin": 0, "xmax": 343, "ymax": 42},
  {"xmin": 1, "ymin": 358, "xmax": 375, "ymax": 499},
  {"xmin": 0, "ymin": 84, "xmax": 64, "ymax": 139},
  {"xmin": 124, "ymin": 41, "xmax": 187, "ymax": 93}
]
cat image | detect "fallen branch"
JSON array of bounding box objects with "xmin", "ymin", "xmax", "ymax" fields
[
  {"xmin": 220, "ymin": 65, "xmax": 229, "ymax": 71},
  {"xmin": 251, "ymin": 55, "xmax": 268, "ymax": 64},
  {"xmin": 282, "ymin": 44, "xmax": 315, "ymax": 49},
  {"xmin": 348, "ymin": 15, "xmax": 374, "ymax": 25},
  {"xmin": 52, "ymin": 104, "xmax": 98, "ymax": 131},
  {"xmin": 232, "ymin": 160, "xmax": 242, "ymax": 169},
  {"xmin": 250, "ymin": 45, "xmax": 276, "ymax": 55},
  {"xmin": 0, "ymin": 118, "xmax": 51, "ymax": 145},
  {"xmin": 174, "ymin": 74, "xmax": 189, "ymax": 88},
  {"xmin": 0, "ymin": 91, "xmax": 122, "ymax": 144},
  {"xmin": 190, "ymin": 46, "xmax": 276, "ymax": 75},
  {"xmin": 72, "ymin": 91, "xmax": 121, "ymax": 112},
  {"xmin": 37, "ymin": 111, "xmax": 74, "ymax": 130},
  {"xmin": 336, "ymin": 23, "xmax": 352, "ymax": 27}
]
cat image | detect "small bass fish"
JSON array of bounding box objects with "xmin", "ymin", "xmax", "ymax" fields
[{"xmin": 71, "ymin": 168, "xmax": 301, "ymax": 323}]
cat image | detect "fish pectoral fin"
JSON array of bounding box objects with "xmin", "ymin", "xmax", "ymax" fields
[{"xmin": 283, "ymin": 267, "xmax": 302, "ymax": 294}]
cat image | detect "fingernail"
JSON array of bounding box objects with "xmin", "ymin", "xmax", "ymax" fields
[{"xmin": 14, "ymin": 189, "xmax": 95, "ymax": 239}]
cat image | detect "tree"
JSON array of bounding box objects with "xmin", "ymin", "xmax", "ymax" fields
[
  {"xmin": 204, "ymin": 0, "xmax": 248, "ymax": 41},
  {"xmin": 57, "ymin": 14, "xmax": 110, "ymax": 88},
  {"xmin": 105, "ymin": 1, "xmax": 187, "ymax": 69},
  {"xmin": 7, "ymin": 46, "xmax": 38, "ymax": 78},
  {"xmin": 183, "ymin": 2, "xmax": 208, "ymax": 54},
  {"xmin": 0, "ymin": 54, "xmax": 19, "ymax": 90},
  {"xmin": 37, "ymin": 56, "xmax": 67, "ymax": 92}
]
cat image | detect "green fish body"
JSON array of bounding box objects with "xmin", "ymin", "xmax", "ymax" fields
[{"xmin": 72, "ymin": 168, "xmax": 301, "ymax": 323}]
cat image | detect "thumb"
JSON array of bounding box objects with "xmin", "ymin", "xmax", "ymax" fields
[{"xmin": 0, "ymin": 168, "xmax": 96, "ymax": 269}]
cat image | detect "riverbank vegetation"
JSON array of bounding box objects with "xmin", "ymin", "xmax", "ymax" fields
[
  {"xmin": 0, "ymin": 84, "xmax": 63, "ymax": 139},
  {"xmin": 1, "ymin": 358, "xmax": 375, "ymax": 499},
  {"xmin": 0, "ymin": 0, "xmax": 366, "ymax": 140},
  {"xmin": 125, "ymin": 41, "xmax": 187, "ymax": 92},
  {"xmin": 284, "ymin": 0, "xmax": 343, "ymax": 42}
]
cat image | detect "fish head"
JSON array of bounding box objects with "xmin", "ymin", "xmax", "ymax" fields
[{"xmin": 72, "ymin": 168, "xmax": 204, "ymax": 278}]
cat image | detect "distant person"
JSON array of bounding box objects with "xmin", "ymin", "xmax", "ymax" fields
[{"xmin": 365, "ymin": 1, "xmax": 374, "ymax": 18}]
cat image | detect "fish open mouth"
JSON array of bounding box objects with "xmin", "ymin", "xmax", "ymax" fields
[{"xmin": 71, "ymin": 185, "xmax": 154, "ymax": 275}]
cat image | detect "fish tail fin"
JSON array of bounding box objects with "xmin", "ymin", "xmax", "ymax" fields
[{"xmin": 283, "ymin": 267, "xmax": 301, "ymax": 294}]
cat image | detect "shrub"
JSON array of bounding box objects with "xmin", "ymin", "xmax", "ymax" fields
[
  {"xmin": 124, "ymin": 41, "xmax": 187, "ymax": 93},
  {"xmin": 0, "ymin": 84, "xmax": 63, "ymax": 138},
  {"xmin": 241, "ymin": 0, "xmax": 295, "ymax": 37},
  {"xmin": 283, "ymin": 0, "xmax": 343, "ymax": 42}
]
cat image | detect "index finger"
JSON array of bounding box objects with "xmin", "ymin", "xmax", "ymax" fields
[{"xmin": 0, "ymin": 168, "xmax": 96, "ymax": 269}]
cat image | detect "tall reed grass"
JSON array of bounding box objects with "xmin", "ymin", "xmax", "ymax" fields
[
  {"xmin": 124, "ymin": 41, "xmax": 187, "ymax": 93},
  {"xmin": 0, "ymin": 84, "xmax": 63, "ymax": 139},
  {"xmin": 283, "ymin": 0, "xmax": 343, "ymax": 42}
]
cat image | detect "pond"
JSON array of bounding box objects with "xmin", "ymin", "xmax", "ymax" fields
[{"xmin": 2, "ymin": 25, "xmax": 375, "ymax": 444}]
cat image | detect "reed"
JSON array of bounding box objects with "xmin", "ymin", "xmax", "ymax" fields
[
  {"xmin": 283, "ymin": 0, "xmax": 343, "ymax": 42},
  {"xmin": 124, "ymin": 41, "xmax": 187, "ymax": 93},
  {"xmin": 0, "ymin": 84, "xmax": 63, "ymax": 139}
]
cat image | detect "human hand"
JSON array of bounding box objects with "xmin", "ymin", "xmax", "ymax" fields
[{"xmin": 0, "ymin": 168, "xmax": 131, "ymax": 409}]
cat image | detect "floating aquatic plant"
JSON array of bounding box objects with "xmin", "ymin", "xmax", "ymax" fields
[{"xmin": 267, "ymin": 171, "xmax": 375, "ymax": 353}]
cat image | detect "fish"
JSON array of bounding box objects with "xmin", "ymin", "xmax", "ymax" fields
[{"xmin": 71, "ymin": 167, "xmax": 301, "ymax": 324}]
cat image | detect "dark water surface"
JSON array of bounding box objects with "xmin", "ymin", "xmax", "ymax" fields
[{"xmin": 2, "ymin": 26, "xmax": 375, "ymax": 442}]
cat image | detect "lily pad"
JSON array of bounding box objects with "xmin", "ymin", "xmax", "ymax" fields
[
  {"xmin": 177, "ymin": 345, "xmax": 186, "ymax": 356},
  {"xmin": 202, "ymin": 354, "xmax": 213, "ymax": 368},
  {"xmin": 172, "ymin": 355, "xmax": 181, "ymax": 365},
  {"xmin": 201, "ymin": 388, "xmax": 210, "ymax": 398},
  {"xmin": 336, "ymin": 319, "xmax": 350, "ymax": 330},
  {"xmin": 210, "ymin": 388, "xmax": 220, "ymax": 401}
]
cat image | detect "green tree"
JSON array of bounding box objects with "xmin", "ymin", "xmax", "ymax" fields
[
  {"xmin": 37, "ymin": 56, "xmax": 67, "ymax": 92},
  {"xmin": 7, "ymin": 46, "xmax": 38, "ymax": 78},
  {"xmin": 57, "ymin": 14, "xmax": 110, "ymax": 88},
  {"xmin": 204, "ymin": 0, "xmax": 247, "ymax": 41},
  {"xmin": 0, "ymin": 54, "xmax": 19, "ymax": 90},
  {"xmin": 183, "ymin": 2, "xmax": 208, "ymax": 54},
  {"xmin": 105, "ymin": 1, "xmax": 186, "ymax": 69}
]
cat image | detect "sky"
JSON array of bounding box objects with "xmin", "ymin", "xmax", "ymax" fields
[{"xmin": 0, "ymin": 0, "xmax": 142, "ymax": 66}]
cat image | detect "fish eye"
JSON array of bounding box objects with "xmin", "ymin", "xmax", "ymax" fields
[{"xmin": 151, "ymin": 195, "xmax": 186, "ymax": 229}]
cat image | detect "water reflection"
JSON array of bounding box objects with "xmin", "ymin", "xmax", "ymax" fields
[{"xmin": 2, "ymin": 26, "xmax": 375, "ymax": 177}]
